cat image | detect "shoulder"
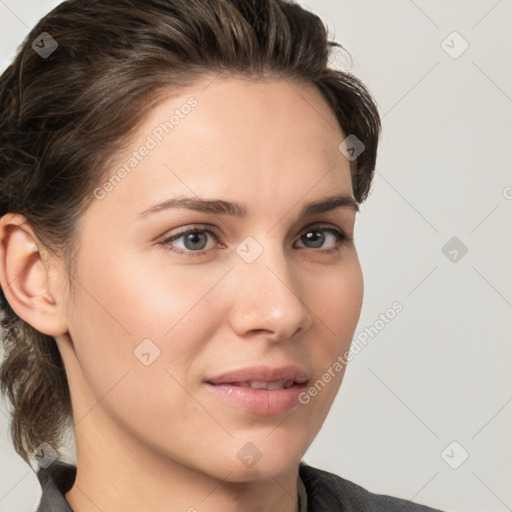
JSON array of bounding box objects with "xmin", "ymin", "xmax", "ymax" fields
[
  {"xmin": 35, "ymin": 460, "xmax": 76, "ymax": 512},
  {"xmin": 298, "ymin": 461, "xmax": 445, "ymax": 512}
]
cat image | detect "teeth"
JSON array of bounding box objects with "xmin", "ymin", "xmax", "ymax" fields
[
  {"xmin": 266, "ymin": 380, "xmax": 284, "ymax": 390},
  {"xmin": 250, "ymin": 380, "xmax": 269, "ymax": 389}
]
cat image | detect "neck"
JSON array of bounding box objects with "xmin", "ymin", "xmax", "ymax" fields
[{"xmin": 65, "ymin": 411, "xmax": 301, "ymax": 512}]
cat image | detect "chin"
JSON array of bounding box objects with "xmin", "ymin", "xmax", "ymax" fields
[
  {"xmin": 223, "ymin": 457, "xmax": 302, "ymax": 483},
  {"xmin": 179, "ymin": 436, "xmax": 305, "ymax": 483},
  {"xmin": 224, "ymin": 437, "xmax": 306, "ymax": 482}
]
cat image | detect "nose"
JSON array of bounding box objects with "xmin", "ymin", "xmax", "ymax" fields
[{"xmin": 227, "ymin": 241, "xmax": 313, "ymax": 342}]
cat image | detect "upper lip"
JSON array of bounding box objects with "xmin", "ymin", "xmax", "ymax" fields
[{"xmin": 205, "ymin": 365, "xmax": 309, "ymax": 385}]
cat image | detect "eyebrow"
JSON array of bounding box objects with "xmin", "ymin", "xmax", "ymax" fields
[{"xmin": 137, "ymin": 193, "xmax": 359, "ymax": 220}]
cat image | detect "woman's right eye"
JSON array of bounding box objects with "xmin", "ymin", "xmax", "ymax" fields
[{"xmin": 158, "ymin": 227, "xmax": 220, "ymax": 257}]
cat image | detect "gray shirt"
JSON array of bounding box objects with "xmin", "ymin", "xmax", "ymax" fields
[{"xmin": 35, "ymin": 460, "xmax": 444, "ymax": 511}]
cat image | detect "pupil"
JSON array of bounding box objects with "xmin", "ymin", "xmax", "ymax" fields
[
  {"xmin": 185, "ymin": 232, "xmax": 206, "ymax": 250},
  {"xmin": 304, "ymin": 231, "xmax": 324, "ymax": 248}
]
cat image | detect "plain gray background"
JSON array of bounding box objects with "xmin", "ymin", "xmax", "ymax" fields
[{"xmin": 1, "ymin": 1, "xmax": 511, "ymax": 511}]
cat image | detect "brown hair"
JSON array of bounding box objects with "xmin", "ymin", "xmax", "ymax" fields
[{"xmin": 0, "ymin": 0, "xmax": 381, "ymax": 468}]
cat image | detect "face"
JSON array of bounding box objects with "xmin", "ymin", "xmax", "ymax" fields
[{"xmin": 56, "ymin": 76, "xmax": 364, "ymax": 482}]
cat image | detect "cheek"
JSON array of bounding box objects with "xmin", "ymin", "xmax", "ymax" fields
[
  {"xmin": 312, "ymin": 255, "xmax": 364, "ymax": 348},
  {"xmin": 303, "ymin": 255, "xmax": 363, "ymax": 403},
  {"xmin": 67, "ymin": 248, "xmax": 231, "ymax": 395},
  {"xmin": 66, "ymin": 250, "xmax": 228, "ymax": 455},
  {"xmin": 74, "ymin": 244, "xmax": 230, "ymax": 341}
]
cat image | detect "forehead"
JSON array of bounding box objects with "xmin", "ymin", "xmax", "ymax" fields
[{"xmin": 89, "ymin": 76, "xmax": 353, "ymax": 223}]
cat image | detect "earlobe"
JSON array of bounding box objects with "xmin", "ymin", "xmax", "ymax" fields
[{"xmin": 0, "ymin": 213, "xmax": 68, "ymax": 336}]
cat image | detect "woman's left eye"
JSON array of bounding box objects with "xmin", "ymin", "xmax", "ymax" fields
[
  {"xmin": 158, "ymin": 224, "xmax": 350, "ymax": 257},
  {"xmin": 295, "ymin": 226, "xmax": 349, "ymax": 251}
]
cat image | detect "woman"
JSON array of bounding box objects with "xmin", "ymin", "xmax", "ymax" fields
[{"xmin": 0, "ymin": 0, "xmax": 445, "ymax": 510}]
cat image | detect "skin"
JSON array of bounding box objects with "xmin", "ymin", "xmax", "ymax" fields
[{"xmin": 0, "ymin": 76, "xmax": 364, "ymax": 512}]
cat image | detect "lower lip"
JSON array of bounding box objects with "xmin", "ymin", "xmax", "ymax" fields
[{"xmin": 204, "ymin": 382, "xmax": 307, "ymax": 415}]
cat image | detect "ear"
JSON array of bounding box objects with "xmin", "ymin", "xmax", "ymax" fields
[{"xmin": 0, "ymin": 213, "xmax": 69, "ymax": 336}]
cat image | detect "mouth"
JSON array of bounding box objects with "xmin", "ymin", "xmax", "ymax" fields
[
  {"xmin": 205, "ymin": 364, "xmax": 309, "ymax": 386},
  {"xmin": 212, "ymin": 379, "xmax": 298, "ymax": 390},
  {"xmin": 204, "ymin": 365, "xmax": 309, "ymax": 415}
]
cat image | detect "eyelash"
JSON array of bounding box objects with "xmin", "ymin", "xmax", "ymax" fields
[{"xmin": 157, "ymin": 224, "xmax": 352, "ymax": 258}]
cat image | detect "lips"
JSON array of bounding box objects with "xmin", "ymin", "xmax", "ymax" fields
[
  {"xmin": 205, "ymin": 364, "xmax": 309, "ymax": 387},
  {"xmin": 204, "ymin": 364, "xmax": 310, "ymax": 415}
]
